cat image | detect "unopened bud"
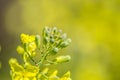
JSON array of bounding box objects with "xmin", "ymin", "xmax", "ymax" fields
[
  {"xmin": 49, "ymin": 70, "xmax": 60, "ymax": 79},
  {"xmin": 43, "ymin": 27, "xmax": 50, "ymax": 37},
  {"xmin": 60, "ymin": 33, "xmax": 67, "ymax": 40},
  {"xmin": 42, "ymin": 68, "xmax": 49, "ymax": 74},
  {"xmin": 61, "ymin": 71, "xmax": 71, "ymax": 80},
  {"xmin": 58, "ymin": 29, "xmax": 62, "ymax": 34},
  {"xmin": 9, "ymin": 58, "xmax": 24, "ymax": 73},
  {"xmin": 16, "ymin": 46, "xmax": 24, "ymax": 54},
  {"xmin": 9, "ymin": 58, "xmax": 17, "ymax": 65},
  {"xmin": 35, "ymin": 35, "xmax": 41, "ymax": 48},
  {"xmin": 46, "ymin": 27, "xmax": 51, "ymax": 36},
  {"xmin": 28, "ymin": 42, "xmax": 36, "ymax": 51},
  {"xmin": 60, "ymin": 38, "xmax": 72, "ymax": 48},
  {"xmin": 23, "ymin": 43, "xmax": 28, "ymax": 52},
  {"xmin": 52, "ymin": 27, "xmax": 57, "ymax": 33},
  {"xmin": 53, "ymin": 55, "xmax": 71, "ymax": 63},
  {"xmin": 43, "ymin": 37, "xmax": 50, "ymax": 45},
  {"xmin": 50, "ymin": 38, "xmax": 55, "ymax": 44},
  {"xmin": 50, "ymin": 47, "xmax": 59, "ymax": 55}
]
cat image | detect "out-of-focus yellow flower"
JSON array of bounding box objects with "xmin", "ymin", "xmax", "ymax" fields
[
  {"xmin": 28, "ymin": 42, "xmax": 37, "ymax": 52},
  {"xmin": 9, "ymin": 58, "xmax": 71, "ymax": 80},
  {"xmin": 20, "ymin": 33, "xmax": 37, "ymax": 56},
  {"xmin": 49, "ymin": 70, "xmax": 60, "ymax": 80},
  {"xmin": 49, "ymin": 70, "xmax": 58, "ymax": 78},
  {"xmin": 21, "ymin": 33, "xmax": 35, "ymax": 44},
  {"xmin": 9, "ymin": 58, "xmax": 39, "ymax": 80},
  {"xmin": 16, "ymin": 46, "xmax": 24, "ymax": 54},
  {"xmin": 60, "ymin": 71, "xmax": 71, "ymax": 80}
]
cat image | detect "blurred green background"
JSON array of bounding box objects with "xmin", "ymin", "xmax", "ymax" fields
[{"xmin": 0, "ymin": 0, "xmax": 120, "ymax": 80}]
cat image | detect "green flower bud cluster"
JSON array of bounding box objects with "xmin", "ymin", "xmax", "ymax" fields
[
  {"xmin": 9, "ymin": 27, "xmax": 72, "ymax": 80},
  {"xmin": 42, "ymin": 27, "xmax": 72, "ymax": 55}
]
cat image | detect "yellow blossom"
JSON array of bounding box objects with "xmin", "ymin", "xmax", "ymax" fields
[
  {"xmin": 60, "ymin": 71, "xmax": 71, "ymax": 80},
  {"xmin": 20, "ymin": 33, "xmax": 35, "ymax": 44},
  {"xmin": 9, "ymin": 58, "xmax": 39, "ymax": 80},
  {"xmin": 28, "ymin": 42, "xmax": 37, "ymax": 52},
  {"xmin": 16, "ymin": 46, "xmax": 24, "ymax": 54}
]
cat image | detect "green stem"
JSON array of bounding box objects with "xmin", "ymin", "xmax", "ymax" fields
[
  {"xmin": 26, "ymin": 51, "xmax": 37, "ymax": 64},
  {"xmin": 41, "ymin": 73, "xmax": 48, "ymax": 79},
  {"xmin": 46, "ymin": 60, "xmax": 55, "ymax": 64},
  {"xmin": 37, "ymin": 52, "xmax": 48, "ymax": 67}
]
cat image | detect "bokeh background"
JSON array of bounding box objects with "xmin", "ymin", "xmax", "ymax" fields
[{"xmin": 0, "ymin": 0, "xmax": 120, "ymax": 80}]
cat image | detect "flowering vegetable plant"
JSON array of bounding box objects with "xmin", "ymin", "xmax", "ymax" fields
[{"xmin": 9, "ymin": 27, "xmax": 72, "ymax": 80}]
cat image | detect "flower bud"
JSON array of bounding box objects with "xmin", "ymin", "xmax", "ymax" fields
[
  {"xmin": 50, "ymin": 47, "xmax": 59, "ymax": 55},
  {"xmin": 9, "ymin": 58, "xmax": 17, "ymax": 65},
  {"xmin": 23, "ymin": 43, "xmax": 29, "ymax": 52},
  {"xmin": 35, "ymin": 35, "xmax": 41, "ymax": 48},
  {"xmin": 49, "ymin": 70, "xmax": 60, "ymax": 79},
  {"xmin": 53, "ymin": 55, "xmax": 71, "ymax": 63},
  {"xmin": 60, "ymin": 38, "xmax": 72, "ymax": 48},
  {"xmin": 60, "ymin": 33, "xmax": 67, "ymax": 40},
  {"xmin": 49, "ymin": 70, "xmax": 58, "ymax": 77},
  {"xmin": 9, "ymin": 58, "xmax": 24, "ymax": 71},
  {"xmin": 50, "ymin": 35, "xmax": 54, "ymax": 39},
  {"xmin": 42, "ymin": 68, "xmax": 49, "ymax": 74},
  {"xmin": 28, "ymin": 42, "xmax": 37, "ymax": 51},
  {"xmin": 20, "ymin": 33, "xmax": 35, "ymax": 44},
  {"xmin": 58, "ymin": 29, "xmax": 62, "ymax": 34},
  {"xmin": 60, "ymin": 71, "xmax": 71, "ymax": 80},
  {"xmin": 16, "ymin": 46, "xmax": 24, "ymax": 54},
  {"xmin": 20, "ymin": 33, "xmax": 29, "ymax": 44},
  {"xmin": 43, "ymin": 27, "xmax": 51, "ymax": 37},
  {"xmin": 52, "ymin": 27, "xmax": 57, "ymax": 34},
  {"xmin": 50, "ymin": 38, "xmax": 55, "ymax": 44},
  {"xmin": 43, "ymin": 37, "xmax": 50, "ymax": 45}
]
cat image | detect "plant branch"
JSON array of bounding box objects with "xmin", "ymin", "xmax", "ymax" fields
[{"xmin": 26, "ymin": 51, "xmax": 37, "ymax": 64}]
